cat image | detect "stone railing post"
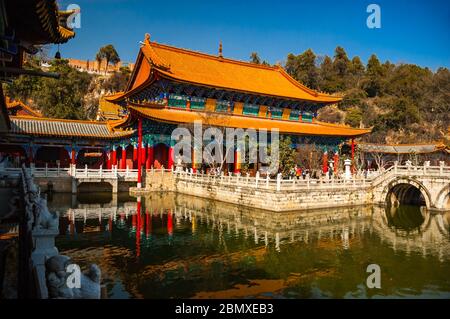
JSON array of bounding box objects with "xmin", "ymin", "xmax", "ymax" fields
[
  {"xmin": 99, "ymin": 165, "xmax": 103, "ymax": 178},
  {"xmin": 255, "ymin": 171, "xmax": 259, "ymax": 188},
  {"xmin": 84, "ymin": 164, "xmax": 88, "ymax": 177},
  {"xmin": 266, "ymin": 174, "xmax": 270, "ymax": 189},
  {"xmin": 306, "ymin": 175, "xmax": 310, "ymax": 189},
  {"xmin": 439, "ymin": 161, "xmax": 445, "ymax": 175},
  {"xmin": 394, "ymin": 161, "xmax": 398, "ymax": 174},
  {"xmin": 276, "ymin": 173, "xmax": 281, "ymax": 191},
  {"xmin": 405, "ymin": 160, "xmax": 412, "ymax": 173},
  {"xmin": 126, "ymin": 165, "xmax": 129, "ymax": 178}
]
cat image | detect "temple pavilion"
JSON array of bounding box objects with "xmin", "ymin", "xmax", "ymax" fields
[{"xmin": 1, "ymin": 33, "xmax": 372, "ymax": 177}]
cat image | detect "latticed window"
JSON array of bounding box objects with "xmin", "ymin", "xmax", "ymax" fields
[
  {"xmin": 289, "ymin": 109, "xmax": 300, "ymax": 120},
  {"xmin": 271, "ymin": 107, "xmax": 283, "ymax": 119},
  {"xmin": 302, "ymin": 111, "xmax": 314, "ymax": 122},
  {"xmin": 215, "ymin": 100, "xmax": 233, "ymax": 113},
  {"xmin": 168, "ymin": 94, "xmax": 187, "ymax": 108},
  {"xmin": 190, "ymin": 96, "xmax": 206, "ymax": 110},
  {"xmin": 243, "ymin": 103, "xmax": 259, "ymax": 116}
]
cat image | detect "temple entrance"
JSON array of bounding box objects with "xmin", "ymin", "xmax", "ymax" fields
[
  {"xmin": 35, "ymin": 146, "xmax": 70, "ymax": 168},
  {"xmin": 153, "ymin": 143, "xmax": 169, "ymax": 169}
]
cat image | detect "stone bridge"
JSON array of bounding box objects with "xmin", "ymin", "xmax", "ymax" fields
[{"xmin": 371, "ymin": 163, "xmax": 450, "ymax": 211}]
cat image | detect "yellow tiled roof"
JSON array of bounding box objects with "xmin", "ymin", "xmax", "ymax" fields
[
  {"xmin": 128, "ymin": 105, "xmax": 370, "ymax": 137},
  {"xmin": 9, "ymin": 116, "xmax": 134, "ymax": 139},
  {"xmin": 119, "ymin": 35, "xmax": 342, "ymax": 104},
  {"xmin": 5, "ymin": 97, "xmax": 43, "ymax": 117}
]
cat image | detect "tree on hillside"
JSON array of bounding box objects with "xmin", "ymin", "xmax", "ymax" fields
[
  {"xmin": 284, "ymin": 49, "xmax": 318, "ymax": 89},
  {"xmin": 96, "ymin": 44, "xmax": 120, "ymax": 73},
  {"xmin": 348, "ymin": 56, "xmax": 365, "ymax": 87},
  {"xmin": 318, "ymin": 55, "xmax": 338, "ymax": 92},
  {"xmin": 36, "ymin": 59, "xmax": 92, "ymax": 119},
  {"xmin": 363, "ymin": 54, "xmax": 384, "ymax": 97},
  {"xmin": 249, "ymin": 52, "xmax": 270, "ymax": 66},
  {"xmin": 250, "ymin": 52, "xmax": 261, "ymax": 64}
]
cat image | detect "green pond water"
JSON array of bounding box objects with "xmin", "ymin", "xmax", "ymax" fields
[{"xmin": 49, "ymin": 192, "xmax": 450, "ymax": 299}]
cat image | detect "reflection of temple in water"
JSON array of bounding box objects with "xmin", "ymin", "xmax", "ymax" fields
[{"xmin": 54, "ymin": 193, "xmax": 450, "ymax": 261}]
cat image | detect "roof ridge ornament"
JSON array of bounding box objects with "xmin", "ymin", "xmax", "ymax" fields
[{"xmin": 218, "ymin": 41, "xmax": 223, "ymax": 58}]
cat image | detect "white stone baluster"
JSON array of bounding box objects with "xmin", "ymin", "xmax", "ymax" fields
[
  {"xmin": 255, "ymin": 171, "xmax": 259, "ymax": 188},
  {"xmin": 276, "ymin": 173, "xmax": 281, "ymax": 191}
]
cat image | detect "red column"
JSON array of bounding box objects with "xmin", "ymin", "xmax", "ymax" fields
[
  {"xmin": 121, "ymin": 146, "xmax": 127, "ymax": 169},
  {"xmin": 146, "ymin": 144, "xmax": 153, "ymax": 169},
  {"xmin": 168, "ymin": 143, "xmax": 174, "ymax": 170},
  {"xmin": 141, "ymin": 143, "xmax": 146, "ymax": 164},
  {"xmin": 133, "ymin": 144, "xmax": 138, "ymax": 163},
  {"xmin": 322, "ymin": 151, "xmax": 328, "ymax": 174},
  {"xmin": 137, "ymin": 117, "xmax": 143, "ymax": 188},
  {"xmin": 112, "ymin": 146, "xmax": 117, "ymax": 167},
  {"xmin": 333, "ymin": 152, "xmax": 339, "ymax": 174},
  {"xmin": 351, "ymin": 138, "xmax": 355, "ymax": 173},
  {"xmin": 234, "ymin": 148, "xmax": 241, "ymax": 174}
]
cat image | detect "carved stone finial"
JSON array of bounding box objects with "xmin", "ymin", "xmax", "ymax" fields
[
  {"xmin": 145, "ymin": 33, "xmax": 151, "ymax": 42},
  {"xmin": 218, "ymin": 41, "xmax": 223, "ymax": 58}
]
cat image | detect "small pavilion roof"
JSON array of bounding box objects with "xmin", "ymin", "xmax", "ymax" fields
[
  {"xmin": 9, "ymin": 116, "xmax": 134, "ymax": 140},
  {"xmin": 6, "ymin": 97, "xmax": 43, "ymax": 118}
]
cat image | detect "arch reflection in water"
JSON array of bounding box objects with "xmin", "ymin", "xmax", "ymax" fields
[{"xmin": 51, "ymin": 193, "xmax": 450, "ymax": 299}]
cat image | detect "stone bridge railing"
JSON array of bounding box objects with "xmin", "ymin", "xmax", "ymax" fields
[
  {"xmin": 173, "ymin": 163, "xmax": 449, "ymax": 192},
  {"xmin": 0, "ymin": 165, "xmax": 139, "ymax": 181}
]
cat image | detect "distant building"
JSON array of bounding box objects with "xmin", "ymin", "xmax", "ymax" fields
[{"xmin": 67, "ymin": 58, "xmax": 134, "ymax": 74}]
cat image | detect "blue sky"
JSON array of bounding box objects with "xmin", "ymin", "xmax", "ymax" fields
[{"xmin": 54, "ymin": 0, "xmax": 450, "ymax": 70}]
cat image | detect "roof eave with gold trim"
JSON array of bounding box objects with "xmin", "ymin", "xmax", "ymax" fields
[{"xmin": 128, "ymin": 104, "xmax": 371, "ymax": 138}]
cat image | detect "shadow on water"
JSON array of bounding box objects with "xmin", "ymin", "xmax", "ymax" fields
[
  {"xmin": 49, "ymin": 192, "xmax": 450, "ymax": 299},
  {"xmin": 385, "ymin": 205, "xmax": 426, "ymax": 231}
]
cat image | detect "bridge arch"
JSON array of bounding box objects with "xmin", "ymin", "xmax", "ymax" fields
[
  {"xmin": 381, "ymin": 177, "xmax": 432, "ymax": 209},
  {"xmin": 435, "ymin": 184, "xmax": 450, "ymax": 211}
]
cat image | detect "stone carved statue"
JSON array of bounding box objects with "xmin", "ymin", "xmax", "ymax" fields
[
  {"xmin": 45, "ymin": 255, "xmax": 101, "ymax": 299},
  {"xmin": 33, "ymin": 197, "xmax": 59, "ymax": 231}
]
